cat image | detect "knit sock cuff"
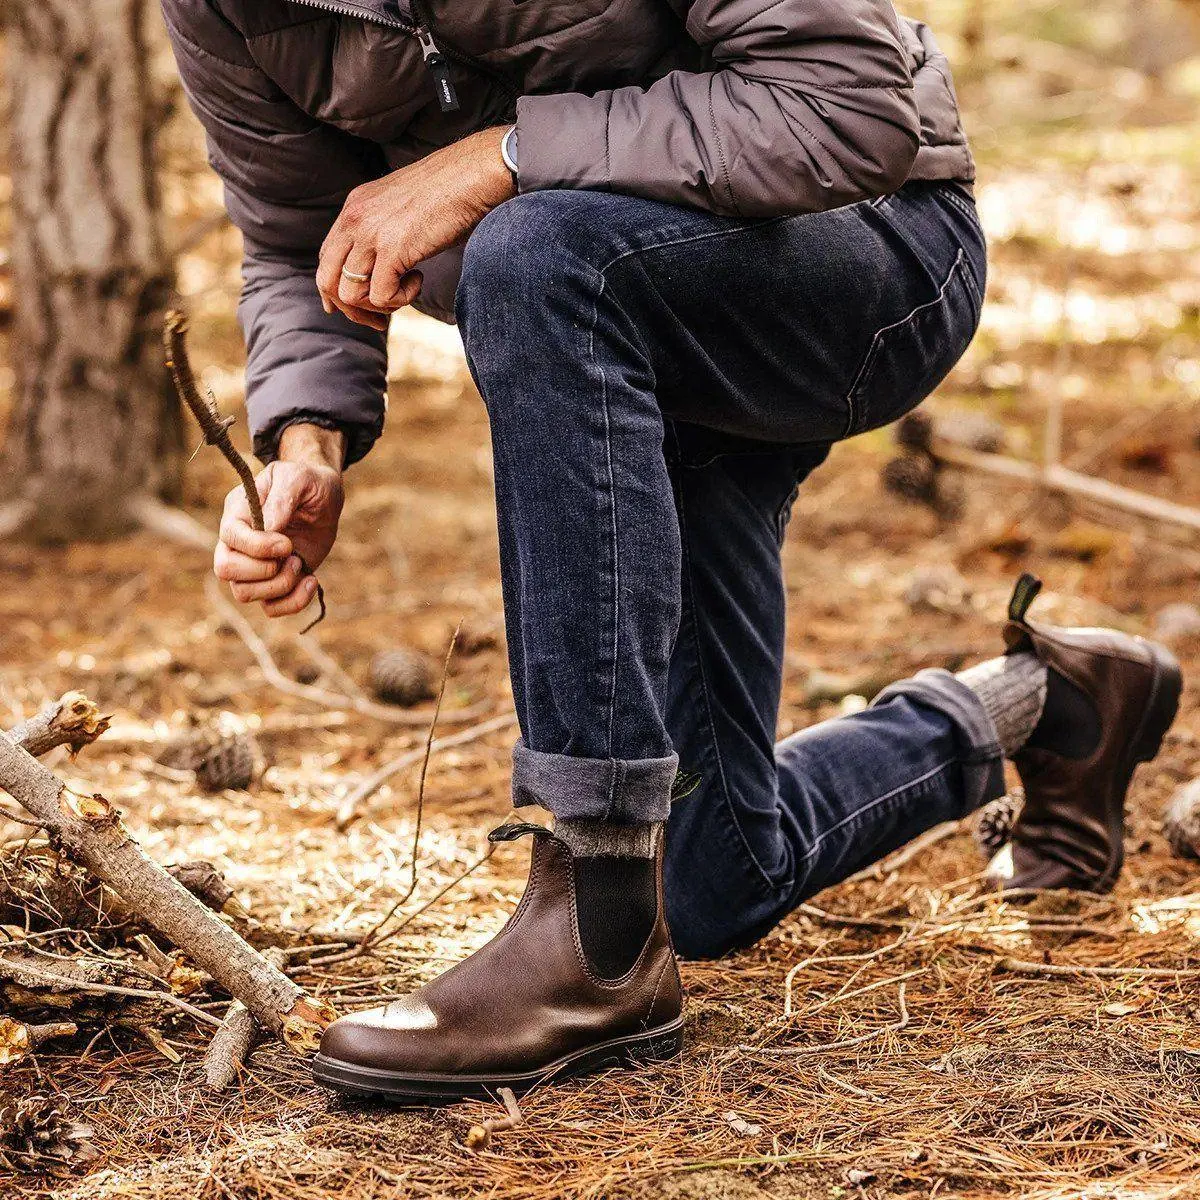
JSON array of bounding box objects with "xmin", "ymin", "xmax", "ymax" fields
[
  {"xmin": 957, "ymin": 652, "xmax": 1048, "ymax": 757},
  {"xmin": 554, "ymin": 818, "xmax": 661, "ymax": 859}
]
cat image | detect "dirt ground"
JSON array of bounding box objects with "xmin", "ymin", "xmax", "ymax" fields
[{"xmin": 2, "ymin": 3, "xmax": 1200, "ymax": 1198}]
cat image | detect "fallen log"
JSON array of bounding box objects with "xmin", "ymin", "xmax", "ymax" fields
[{"xmin": 0, "ymin": 733, "xmax": 335, "ymax": 1051}]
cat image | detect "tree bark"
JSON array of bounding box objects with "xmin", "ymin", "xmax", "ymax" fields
[{"xmin": 2, "ymin": 0, "xmax": 183, "ymax": 540}]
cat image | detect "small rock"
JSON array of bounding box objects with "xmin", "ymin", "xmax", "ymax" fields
[
  {"xmin": 1162, "ymin": 778, "xmax": 1200, "ymax": 860},
  {"xmin": 1154, "ymin": 603, "xmax": 1200, "ymax": 645},
  {"xmin": 369, "ymin": 648, "xmax": 438, "ymax": 706}
]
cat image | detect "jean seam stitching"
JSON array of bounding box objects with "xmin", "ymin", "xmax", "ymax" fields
[
  {"xmin": 675, "ymin": 474, "xmax": 779, "ymax": 892},
  {"xmin": 843, "ymin": 246, "xmax": 967, "ymax": 435},
  {"xmin": 586, "ymin": 271, "xmax": 622, "ymax": 764},
  {"xmin": 797, "ymin": 760, "xmax": 954, "ymax": 866}
]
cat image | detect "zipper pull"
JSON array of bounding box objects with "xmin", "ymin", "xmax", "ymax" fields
[{"xmin": 415, "ymin": 24, "xmax": 460, "ymax": 113}]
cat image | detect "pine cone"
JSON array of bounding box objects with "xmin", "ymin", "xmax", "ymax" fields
[
  {"xmin": 156, "ymin": 728, "xmax": 218, "ymax": 772},
  {"xmin": 974, "ymin": 790, "xmax": 1024, "ymax": 858},
  {"xmin": 0, "ymin": 1093, "xmax": 96, "ymax": 1175},
  {"xmin": 369, "ymin": 648, "xmax": 437, "ymax": 706},
  {"xmin": 882, "ymin": 453, "xmax": 939, "ymax": 507},
  {"xmin": 194, "ymin": 734, "xmax": 258, "ymax": 792},
  {"xmin": 1162, "ymin": 779, "xmax": 1200, "ymax": 860}
]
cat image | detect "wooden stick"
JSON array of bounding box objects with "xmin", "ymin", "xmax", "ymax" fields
[
  {"xmin": 928, "ymin": 437, "xmax": 1200, "ymax": 533},
  {"xmin": 207, "ymin": 576, "xmax": 494, "ymax": 728},
  {"xmin": 165, "ymin": 310, "xmax": 325, "ymax": 633},
  {"xmin": 335, "ymin": 713, "xmax": 518, "ymax": 830},
  {"xmin": 0, "ymin": 732, "xmax": 335, "ymax": 1051},
  {"xmin": 0, "ymin": 1017, "xmax": 78, "ymax": 1066},
  {"xmin": 5, "ymin": 693, "xmax": 110, "ymax": 759},
  {"xmin": 466, "ymin": 1087, "xmax": 524, "ymax": 1151},
  {"xmin": 203, "ymin": 948, "xmax": 286, "ymax": 1090}
]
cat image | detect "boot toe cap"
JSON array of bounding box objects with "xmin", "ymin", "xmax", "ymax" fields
[{"xmin": 318, "ymin": 996, "xmax": 439, "ymax": 1068}]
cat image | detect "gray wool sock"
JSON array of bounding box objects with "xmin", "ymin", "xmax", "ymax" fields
[
  {"xmin": 957, "ymin": 652, "xmax": 1048, "ymax": 757},
  {"xmin": 554, "ymin": 818, "xmax": 662, "ymax": 859}
]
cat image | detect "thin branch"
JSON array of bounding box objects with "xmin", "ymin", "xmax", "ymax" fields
[
  {"xmin": 165, "ymin": 310, "xmax": 263, "ymax": 530},
  {"xmin": 335, "ymin": 713, "xmax": 518, "ymax": 830},
  {"xmin": 206, "ymin": 575, "xmax": 494, "ymax": 727},
  {"xmin": 166, "ymin": 310, "xmax": 326, "ymax": 632},
  {"xmin": 999, "ymin": 957, "xmax": 1200, "ymax": 981},
  {"xmin": 0, "ymin": 955, "xmax": 222, "ymax": 1027},
  {"xmin": 355, "ymin": 627, "xmax": 458, "ymax": 952}
]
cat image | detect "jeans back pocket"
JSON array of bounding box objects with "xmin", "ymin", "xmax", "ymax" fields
[{"xmin": 845, "ymin": 248, "xmax": 982, "ymax": 437}]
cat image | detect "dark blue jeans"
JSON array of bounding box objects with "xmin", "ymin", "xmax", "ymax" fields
[{"xmin": 457, "ymin": 182, "xmax": 1004, "ymax": 958}]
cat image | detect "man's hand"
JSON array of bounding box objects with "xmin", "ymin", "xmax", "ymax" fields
[
  {"xmin": 214, "ymin": 424, "xmax": 346, "ymax": 619},
  {"xmin": 316, "ymin": 126, "xmax": 515, "ymax": 329}
]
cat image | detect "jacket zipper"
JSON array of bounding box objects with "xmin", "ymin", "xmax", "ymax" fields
[{"xmin": 286, "ymin": 0, "xmax": 517, "ymax": 114}]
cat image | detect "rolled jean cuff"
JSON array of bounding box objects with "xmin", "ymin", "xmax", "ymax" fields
[
  {"xmin": 511, "ymin": 739, "xmax": 679, "ymax": 823},
  {"xmin": 872, "ymin": 668, "xmax": 1006, "ymax": 812}
]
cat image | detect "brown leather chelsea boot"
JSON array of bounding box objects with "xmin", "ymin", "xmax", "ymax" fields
[
  {"xmin": 986, "ymin": 574, "xmax": 1182, "ymax": 893},
  {"xmin": 313, "ymin": 823, "xmax": 684, "ymax": 1102}
]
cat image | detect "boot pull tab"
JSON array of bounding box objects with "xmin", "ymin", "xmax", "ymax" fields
[
  {"xmin": 1008, "ymin": 573, "xmax": 1043, "ymax": 623},
  {"xmin": 488, "ymin": 821, "xmax": 551, "ymax": 844}
]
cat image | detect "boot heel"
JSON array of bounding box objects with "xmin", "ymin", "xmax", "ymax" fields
[{"xmin": 1135, "ymin": 645, "xmax": 1183, "ymax": 765}]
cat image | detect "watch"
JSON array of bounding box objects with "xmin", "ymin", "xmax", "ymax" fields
[{"xmin": 500, "ymin": 124, "xmax": 519, "ymax": 189}]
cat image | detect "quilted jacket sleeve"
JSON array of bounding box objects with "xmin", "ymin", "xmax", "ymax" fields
[
  {"xmin": 515, "ymin": 0, "xmax": 921, "ymax": 218},
  {"xmin": 161, "ymin": 0, "xmax": 388, "ymax": 465}
]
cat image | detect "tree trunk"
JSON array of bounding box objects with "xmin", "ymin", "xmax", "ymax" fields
[{"xmin": 2, "ymin": 0, "xmax": 183, "ymax": 541}]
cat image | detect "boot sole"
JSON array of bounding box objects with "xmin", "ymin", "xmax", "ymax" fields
[
  {"xmin": 311, "ymin": 1016, "xmax": 685, "ymax": 1104},
  {"xmin": 1094, "ymin": 641, "xmax": 1183, "ymax": 890}
]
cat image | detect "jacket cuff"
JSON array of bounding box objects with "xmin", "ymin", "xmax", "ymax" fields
[
  {"xmin": 515, "ymin": 92, "xmax": 612, "ymax": 194},
  {"xmin": 253, "ymin": 414, "xmax": 377, "ymax": 470}
]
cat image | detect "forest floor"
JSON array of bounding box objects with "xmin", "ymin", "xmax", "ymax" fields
[{"xmin": 3, "ymin": 6, "xmax": 1200, "ymax": 1198}]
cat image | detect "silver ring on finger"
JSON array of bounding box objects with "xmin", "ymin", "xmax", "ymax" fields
[{"xmin": 341, "ymin": 266, "xmax": 371, "ymax": 283}]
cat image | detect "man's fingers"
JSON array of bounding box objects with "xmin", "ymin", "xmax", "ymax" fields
[
  {"xmin": 215, "ymin": 544, "xmax": 287, "ymax": 584},
  {"xmin": 262, "ymin": 574, "xmax": 320, "ymax": 619},
  {"xmin": 230, "ymin": 556, "xmax": 305, "ymax": 603},
  {"xmin": 337, "ymin": 247, "xmax": 376, "ymax": 307},
  {"xmin": 316, "ymin": 226, "xmax": 355, "ymax": 312},
  {"xmin": 218, "ymin": 518, "xmax": 292, "ymax": 560},
  {"xmin": 329, "ymin": 296, "xmax": 390, "ymax": 331}
]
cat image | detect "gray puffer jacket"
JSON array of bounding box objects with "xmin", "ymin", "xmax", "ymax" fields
[{"xmin": 162, "ymin": 0, "xmax": 975, "ymax": 464}]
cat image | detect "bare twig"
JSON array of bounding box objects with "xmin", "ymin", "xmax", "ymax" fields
[
  {"xmin": 0, "ymin": 955, "xmax": 221, "ymax": 1027},
  {"xmin": 166, "ymin": 310, "xmax": 326, "ymax": 632},
  {"xmin": 203, "ymin": 948, "xmax": 287, "ymax": 1090},
  {"xmin": 926, "ymin": 436, "xmax": 1200, "ymax": 533},
  {"xmin": 845, "ymin": 820, "xmax": 963, "ymax": 885},
  {"xmin": 206, "ymin": 576, "xmax": 494, "ymax": 727},
  {"xmin": 741, "ymin": 982, "xmax": 910, "ymax": 1058},
  {"xmin": 466, "ymin": 1087, "xmax": 524, "ymax": 1151},
  {"xmin": 0, "ymin": 1017, "xmax": 78, "ymax": 1066},
  {"xmin": 354, "ymin": 627, "xmax": 457, "ymax": 952},
  {"xmin": 998, "ymin": 957, "xmax": 1200, "ymax": 981},
  {"xmin": 335, "ymin": 712, "xmax": 518, "ymax": 830}
]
